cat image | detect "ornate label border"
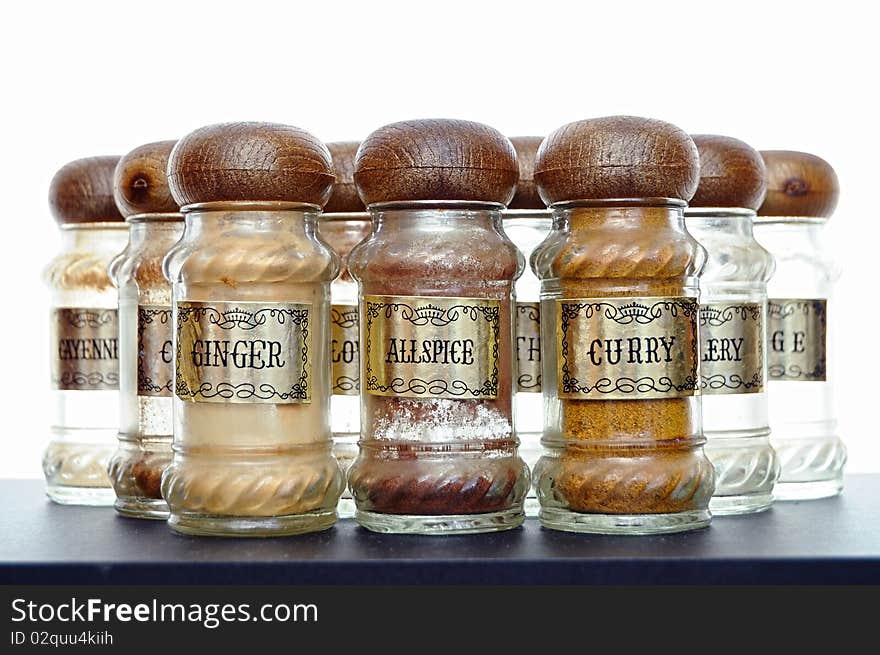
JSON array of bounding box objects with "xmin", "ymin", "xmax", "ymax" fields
[
  {"xmin": 137, "ymin": 305, "xmax": 173, "ymax": 397},
  {"xmin": 50, "ymin": 308, "xmax": 119, "ymax": 391},
  {"xmin": 175, "ymin": 302, "xmax": 311, "ymax": 403},
  {"xmin": 768, "ymin": 298, "xmax": 827, "ymax": 381},
  {"xmin": 363, "ymin": 295, "xmax": 500, "ymax": 399},
  {"xmin": 330, "ymin": 304, "xmax": 360, "ymax": 395},
  {"xmin": 557, "ymin": 297, "xmax": 700, "ymax": 399},
  {"xmin": 515, "ymin": 302, "xmax": 542, "ymax": 393},
  {"xmin": 699, "ymin": 302, "xmax": 764, "ymax": 395}
]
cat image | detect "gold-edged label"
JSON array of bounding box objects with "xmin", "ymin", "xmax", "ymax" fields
[
  {"xmin": 556, "ymin": 297, "xmax": 699, "ymax": 400},
  {"xmin": 515, "ymin": 302, "xmax": 541, "ymax": 392},
  {"xmin": 768, "ymin": 298, "xmax": 827, "ymax": 381},
  {"xmin": 175, "ymin": 301, "xmax": 311, "ymax": 404},
  {"xmin": 51, "ymin": 308, "xmax": 119, "ymax": 390},
  {"xmin": 699, "ymin": 302, "xmax": 764, "ymax": 395},
  {"xmin": 363, "ymin": 294, "xmax": 500, "ymax": 400},
  {"xmin": 331, "ymin": 304, "xmax": 359, "ymax": 395},
  {"xmin": 138, "ymin": 305, "xmax": 173, "ymax": 397}
]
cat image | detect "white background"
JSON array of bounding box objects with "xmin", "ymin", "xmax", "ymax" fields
[{"xmin": 0, "ymin": 0, "xmax": 877, "ymax": 478}]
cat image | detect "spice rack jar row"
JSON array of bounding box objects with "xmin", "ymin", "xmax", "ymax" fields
[{"xmin": 43, "ymin": 116, "xmax": 845, "ymax": 537}]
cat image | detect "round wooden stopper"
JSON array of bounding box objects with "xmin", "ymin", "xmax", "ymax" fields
[
  {"xmin": 354, "ymin": 119, "xmax": 518, "ymax": 205},
  {"xmin": 758, "ymin": 150, "xmax": 839, "ymax": 217},
  {"xmin": 49, "ymin": 156, "xmax": 124, "ymax": 224},
  {"xmin": 690, "ymin": 135, "xmax": 767, "ymax": 210},
  {"xmin": 167, "ymin": 122, "xmax": 334, "ymax": 207},
  {"xmin": 534, "ymin": 116, "xmax": 700, "ymax": 205},
  {"xmin": 114, "ymin": 140, "xmax": 179, "ymax": 217},
  {"xmin": 324, "ymin": 141, "xmax": 365, "ymax": 213},
  {"xmin": 508, "ymin": 136, "xmax": 545, "ymax": 209}
]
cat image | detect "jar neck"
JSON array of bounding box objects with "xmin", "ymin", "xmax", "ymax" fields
[
  {"xmin": 753, "ymin": 218, "xmax": 827, "ymax": 249},
  {"xmin": 553, "ymin": 204, "xmax": 688, "ymax": 233},
  {"xmin": 502, "ymin": 215, "xmax": 553, "ymax": 231},
  {"xmin": 181, "ymin": 204, "xmax": 320, "ymax": 241},
  {"xmin": 368, "ymin": 204, "xmax": 505, "ymax": 233},
  {"xmin": 684, "ymin": 208, "xmax": 757, "ymax": 240},
  {"xmin": 59, "ymin": 222, "xmax": 128, "ymax": 251},
  {"xmin": 127, "ymin": 215, "xmax": 185, "ymax": 249},
  {"xmin": 317, "ymin": 217, "xmax": 372, "ymax": 254}
]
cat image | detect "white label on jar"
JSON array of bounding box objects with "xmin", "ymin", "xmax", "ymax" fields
[
  {"xmin": 515, "ymin": 302, "xmax": 541, "ymax": 392},
  {"xmin": 331, "ymin": 304, "xmax": 359, "ymax": 396},
  {"xmin": 768, "ymin": 299, "xmax": 827, "ymax": 381},
  {"xmin": 175, "ymin": 301, "xmax": 312, "ymax": 404},
  {"xmin": 699, "ymin": 302, "xmax": 764, "ymax": 395},
  {"xmin": 363, "ymin": 295, "xmax": 501, "ymax": 400},
  {"xmin": 138, "ymin": 305, "xmax": 173, "ymax": 397},
  {"xmin": 556, "ymin": 297, "xmax": 700, "ymax": 400},
  {"xmin": 50, "ymin": 308, "xmax": 119, "ymax": 390}
]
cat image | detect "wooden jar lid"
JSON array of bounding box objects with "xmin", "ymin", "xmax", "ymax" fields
[
  {"xmin": 49, "ymin": 156, "xmax": 124, "ymax": 224},
  {"xmin": 508, "ymin": 136, "xmax": 545, "ymax": 209},
  {"xmin": 689, "ymin": 135, "xmax": 767, "ymax": 210},
  {"xmin": 114, "ymin": 140, "xmax": 179, "ymax": 217},
  {"xmin": 324, "ymin": 141, "xmax": 366, "ymax": 213},
  {"xmin": 167, "ymin": 122, "xmax": 334, "ymax": 207},
  {"xmin": 354, "ymin": 119, "xmax": 518, "ymax": 206},
  {"xmin": 534, "ymin": 116, "xmax": 700, "ymax": 205},
  {"xmin": 758, "ymin": 150, "xmax": 839, "ymax": 217}
]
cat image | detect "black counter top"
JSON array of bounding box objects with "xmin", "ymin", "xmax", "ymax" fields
[{"xmin": 2, "ymin": 477, "xmax": 878, "ymax": 584}]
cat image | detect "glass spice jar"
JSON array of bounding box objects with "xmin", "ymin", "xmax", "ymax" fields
[
  {"xmin": 107, "ymin": 141, "xmax": 183, "ymax": 519},
  {"xmin": 754, "ymin": 150, "xmax": 845, "ymax": 500},
  {"xmin": 684, "ymin": 135, "xmax": 779, "ymax": 515},
  {"xmin": 44, "ymin": 156, "xmax": 128, "ymax": 505},
  {"xmin": 532, "ymin": 116, "xmax": 715, "ymax": 534},
  {"xmin": 348, "ymin": 119, "xmax": 530, "ymax": 534},
  {"xmin": 317, "ymin": 142, "xmax": 371, "ymax": 510},
  {"xmin": 161, "ymin": 122, "xmax": 344, "ymax": 536},
  {"xmin": 503, "ymin": 136, "xmax": 551, "ymax": 516}
]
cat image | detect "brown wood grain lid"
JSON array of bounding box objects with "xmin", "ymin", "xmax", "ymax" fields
[
  {"xmin": 508, "ymin": 136, "xmax": 545, "ymax": 209},
  {"xmin": 114, "ymin": 140, "xmax": 179, "ymax": 217},
  {"xmin": 49, "ymin": 156, "xmax": 124, "ymax": 224},
  {"xmin": 534, "ymin": 116, "xmax": 700, "ymax": 205},
  {"xmin": 758, "ymin": 150, "xmax": 839, "ymax": 217},
  {"xmin": 324, "ymin": 141, "xmax": 366, "ymax": 213},
  {"xmin": 690, "ymin": 135, "xmax": 767, "ymax": 210},
  {"xmin": 354, "ymin": 119, "xmax": 519, "ymax": 205},
  {"xmin": 167, "ymin": 122, "xmax": 334, "ymax": 207}
]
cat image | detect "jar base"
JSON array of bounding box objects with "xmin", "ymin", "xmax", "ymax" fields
[
  {"xmin": 538, "ymin": 507, "xmax": 711, "ymax": 535},
  {"xmin": 704, "ymin": 431, "xmax": 778, "ymax": 510},
  {"xmin": 332, "ymin": 434, "xmax": 358, "ymax": 488},
  {"xmin": 167, "ymin": 509, "xmax": 338, "ymax": 537},
  {"xmin": 114, "ymin": 496, "xmax": 169, "ymax": 520},
  {"xmin": 46, "ymin": 484, "xmax": 115, "ymax": 506},
  {"xmin": 337, "ymin": 498, "xmax": 356, "ymax": 520},
  {"xmin": 517, "ymin": 430, "xmax": 543, "ymax": 500},
  {"xmin": 355, "ymin": 507, "xmax": 524, "ymax": 535},
  {"xmin": 774, "ymin": 477, "xmax": 843, "ymax": 501},
  {"xmin": 524, "ymin": 497, "xmax": 541, "ymax": 518},
  {"xmin": 709, "ymin": 492, "xmax": 774, "ymax": 516}
]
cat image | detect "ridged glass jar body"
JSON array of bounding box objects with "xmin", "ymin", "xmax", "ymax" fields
[
  {"xmin": 348, "ymin": 204, "xmax": 530, "ymax": 534},
  {"xmin": 107, "ymin": 216, "xmax": 183, "ymax": 518},
  {"xmin": 161, "ymin": 203, "xmax": 344, "ymax": 536},
  {"xmin": 685, "ymin": 209, "xmax": 778, "ymax": 514},
  {"xmin": 317, "ymin": 215, "xmax": 371, "ymax": 518},
  {"xmin": 532, "ymin": 203, "xmax": 715, "ymax": 534},
  {"xmin": 43, "ymin": 223, "xmax": 128, "ymax": 505},
  {"xmin": 754, "ymin": 218, "xmax": 845, "ymax": 499},
  {"xmin": 502, "ymin": 211, "xmax": 551, "ymax": 515}
]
